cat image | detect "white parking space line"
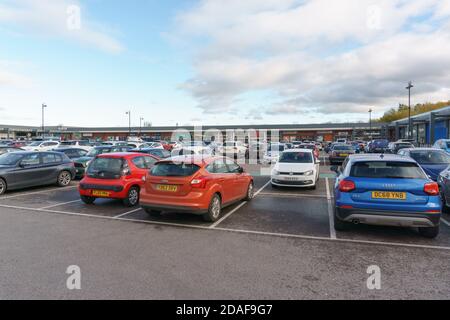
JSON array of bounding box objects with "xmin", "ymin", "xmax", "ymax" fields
[
  {"xmin": 0, "ymin": 185, "xmax": 78, "ymax": 200},
  {"xmin": 258, "ymin": 192, "xmax": 327, "ymax": 198},
  {"xmin": 325, "ymin": 177, "xmax": 337, "ymax": 239},
  {"xmin": 3, "ymin": 202, "xmax": 450, "ymax": 252},
  {"xmin": 113, "ymin": 208, "xmax": 143, "ymax": 219},
  {"xmin": 441, "ymin": 217, "xmax": 450, "ymax": 227},
  {"xmin": 209, "ymin": 180, "xmax": 271, "ymax": 229},
  {"xmin": 39, "ymin": 199, "xmax": 81, "ymax": 209}
]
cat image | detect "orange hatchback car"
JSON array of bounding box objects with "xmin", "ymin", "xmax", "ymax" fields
[{"xmin": 140, "ymin": 156, "xmax": 254, "ymax": 222}]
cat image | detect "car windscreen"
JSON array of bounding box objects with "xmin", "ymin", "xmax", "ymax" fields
[
  {"xmin": 350, "ymin": 161, "xmax": 426, "ymax": 179},
  {"xmin": 409, "ymin": 150, "xmax": 450, "ymax": 164},
  {"xmin": 150, "ymin": 162, "xmax": 200, "ymax": 177},
  {"xmin": 0, "ymin": 153, "xmax": 24, "ymax": 165},
  {"xmin": 372, "ymin": 140, "xmax": 389, "ymax": 147},
  {"xmin": 279, "ymin": 152, "xmax": 313, "ymax": 163},
  {"xmin": 60, "ymin": 141, "xmax": 75, "ymax": 145},
  {"xmin": 333, "ymin": 145, "xmax": 353, "ymax": 151},
  {"xmin": 87, "ymin": 157, "xmax": 124, "ymax": 177}
]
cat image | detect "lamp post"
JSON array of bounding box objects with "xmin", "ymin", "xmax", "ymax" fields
[
  {"xmin": 406, "ymin": 81, "xmax": 414, "ymax": 139},
  {"xmin": 368, "ymin": 108, "xmax": 372, "ymax": 140},
  {"xmin": 139, "ymin": 117, "xmax": 144, "ymax": 136},
  {"xmin": 41, "ymin": 104, "xmax": 47, "ymax": 138},
  {"xmin": 125, "ymin": 111, "xmax": 131, "ymax": 137}
]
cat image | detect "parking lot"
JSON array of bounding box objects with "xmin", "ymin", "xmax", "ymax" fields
[{"xmin": 1, "ymin": 153, "xmax": 450, "ymax": 299}]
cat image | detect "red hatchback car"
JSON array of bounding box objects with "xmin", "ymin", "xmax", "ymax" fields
[
  {"xmin": 140, "ymin": 156, "xmax": 254, "ymax": 222},
  {"xmin": 79, "ymin": 152, "xmax": 159, "ymax": 206}
]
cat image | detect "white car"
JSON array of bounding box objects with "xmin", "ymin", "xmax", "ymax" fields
[
  {"xmin": 58, "ymin": 140, "xmax": 92, "ymax": 151},
  {"xmin": 127, "ymin": 142, "xmax": 164, "ymax": 149},
  {"xmin": 173, "ymin": 141, "xmax": 212, "ymax": 156},
  {"xmin": 219, "ymin": 141, "xmax": 247, "ymax": 157},
  {"xmin": 23, "ymin": 140, "xmax": 60, "ymax": 151},
  {"xmin": 271, "ymin": 149, "xmax": 320, "ymax": 189},
  {"xmin": 262, "ymin": 143, "xmax": 286, "ymax": 164}
]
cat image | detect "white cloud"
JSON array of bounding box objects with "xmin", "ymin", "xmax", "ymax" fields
[
  {"xmin": 0, "ymin": 0, "xmax": 123, "ymax": 53},
  {"xmin": 173, "ymin": 0, "xmax": 450, "ymax": 120}
]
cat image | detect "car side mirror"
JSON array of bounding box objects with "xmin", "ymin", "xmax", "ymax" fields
[
  {"xmin": 330, "ymin": 165, "xmax": 340, "ymax": 173},
  {"xmin": 237, "ymin": 166, "xmax": 244, "ymax": 174}
]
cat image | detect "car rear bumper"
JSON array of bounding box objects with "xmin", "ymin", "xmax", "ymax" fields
[
  {"xmin": 336, "ymin": 207, "xmax": 441, "ymax": 227},
  {"xmin": 79, "ymin": 183, "xmax": 127, "ymax": 199},
  {"xmin": 141, "ymin": 203, "xmax": 208, "ymax": 214}
]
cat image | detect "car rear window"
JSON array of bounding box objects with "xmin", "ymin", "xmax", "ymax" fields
[
  {"xmin": 350, "ymin": 161, "xmax": 426, "ymax": 179},
  {"xmin": 87, "ymin": 157, "xmax": 124, "ymax": 176},
  {"xmin": 409, "ymin": 150, "xmax": 450, "ymax": 164},
  {"xmin": 151, "ymin": 162, "xmax": 200, "ymax": 177}
]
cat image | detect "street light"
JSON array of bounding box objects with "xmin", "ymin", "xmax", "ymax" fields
[
  {"xmin": 139, "ymin": 117, "xmax": 144, "ymax": 136},
  {"xmin": 125, "ymin": 111, "xmax": 131, "ymax": 137},
  {"xmin": 406, "ymin": 81, "xmax": 414, "ymax": 139},
  {"xmin": 368, "ymin": 108, "xmax": 372, "ymax": 140},
  {"xmin": 42, "ymin": 104, "xmax": 47, "ymax": 138}
]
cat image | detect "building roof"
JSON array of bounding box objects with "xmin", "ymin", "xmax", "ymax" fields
[{"xmin": 390, "ymin": 105, "xmax": 450, "ymax": 126}]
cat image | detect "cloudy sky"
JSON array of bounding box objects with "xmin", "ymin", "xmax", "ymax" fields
[{"xmin": 0, "ymin": 0, "xmax": 449, "ymax": 127}]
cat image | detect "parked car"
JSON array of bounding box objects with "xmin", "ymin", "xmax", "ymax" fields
[
  {"xmin": 22, "ymin": 140, "xmax": 60, "ymax": 151},
  {"xmin": 59, "ymin": 140, "xmax": 92, "ymax": 151},
  {"xmin": 53, "ymin": 147, "xmax": 89, "ymax": 160},
  {"xmin": 140, "ymin": 156, "xmax": 254, "ymax": 222},
  {"xmin": 331, "ymin": 154, "xmax": 441, "ymax": 238},
  {"xmin": 432, "ymin": 139, "xmax": 450, "ymax": 153},
  {"xmin": 130, "ymin": 148, "xmax": 171, "ymax": 159},
  {"xmin": 262, "ymin": 143, "xmax": 286, "ymax": 164},
  {"xmin": 388, "ymin": 142, "xmax": 415, "ymax": 154},
  {"xmin": 0, "ymin": 146, "xmax": 24, "ymax": 155},
  {"xmin": 173, "ymin": 141, "xmax": 212, "ymax": 156},
  {"xmin": 271, "ymin": 149, "xmax": 320, "ymax": 189},
  {"xmin": 79, "ymin": 152, "xmax": 159, "ymax": 206},
  {"xmin": 329, "ymin": 144, "xmax": 355, "ymax": 164},
  {"xmin": 368, "ymin": 139, "xmax": 389, "ymax": 153},
  {"xmin": 297, "ymin": 143, "xmax": 320, "ymax": 159},
  {"xmin": 218, "ymin": 141, "xmax": 248, "ymax": 157},
  {"xmin": 0, "ymin": 151, "xmax": 75, "ymax": 195},
  {"xmin": 73, "ymin": 145, "xmax": 132, "ymax": 179},
  {"xmin": 398, "ymin": 148, "xmax": 450, "ymax": 181}
]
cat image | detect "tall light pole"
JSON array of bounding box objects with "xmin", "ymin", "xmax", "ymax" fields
[
  {"xmin": 406, "ymin": 81, "xmax": 414, "ymax": 139},
  {"xmin": 368, "ymin": 108, "xmax": 372, "ymax": 140},
  {"xmin": 125, "ymin": 111, "xmax": 131, "ymax": 137},
  {"xmin": 139, "ymin": 117, "xmax": 144, "ymax": 136},
  {"xmin": 41, "ymin": 104, "xmax": 47, "ymax": 138}
]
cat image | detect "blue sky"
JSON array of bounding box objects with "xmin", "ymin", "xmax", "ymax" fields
[{"xmin": 0, "ymin": 0, "xmax": 449, "ymax": 127}]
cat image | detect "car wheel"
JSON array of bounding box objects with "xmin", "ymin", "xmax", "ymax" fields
[
  {"xmin": 57, "ymin": 171, "xmax": 72, "ymax": 187},
  {"xmin": 123, "ymin": 186, "xmax": 139, "ymax": 207},
  {"xmin": 244, "ymin": 182, "xmax": 254, "ymax": 201},
  {"xmin": 80, "ymin": 195, "xmax": 96, "ymax": 205},
  {"xmin": 202, "ymin": 194, "xmax": 221, "ymax": 222},
  {"xmin": 333, "ymin": 207, "xmax": 350, "ymax": 231},
  {"xmin": 418, "ymin": 225, "xmax": 439, "ymax": 238},
  {"xmin": 0, "ymin": 178, "xmax": 7, "ymax": 195},
  {"xmin": 144, "ymin": 208, "xmax": 162, "ymax": 217}
]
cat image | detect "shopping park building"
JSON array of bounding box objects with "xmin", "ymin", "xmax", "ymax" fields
[{"xmin": 0, "ymin": 122, "xmax": 388, "ymax": 142}]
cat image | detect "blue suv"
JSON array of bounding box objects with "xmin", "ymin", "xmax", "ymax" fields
[{"xmin": 331, "ymin": 154, "xmax": 441, "ymax": 238}]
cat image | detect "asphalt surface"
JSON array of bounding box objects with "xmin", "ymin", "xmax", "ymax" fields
[{"xmin": 0, "ymin": 157, "xmax": 450, "ymax": 299}]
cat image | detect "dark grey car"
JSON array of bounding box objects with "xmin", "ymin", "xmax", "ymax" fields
[{"xmin": 0, "ymin": 151, "xmax": 76, "ymax": 195}]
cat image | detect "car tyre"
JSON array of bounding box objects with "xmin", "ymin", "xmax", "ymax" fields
[
  {"xmin": 144, "ymin": 208, "xmax": 162, "ymax": 217},
  {"xmin": 202, "ymin": 194, "xmax": 221, "ymax": 222},
  {"xmin": 418, "ymin": 225, "xmax": 439, "ymax": 238},
  {"xmin": 244, "ymin": 182, "xmax": 254, "ymax": 201},
  {"xmin": 0, "ymin": 178, "xmax": 7, "ymax": 195},
  {"xmin": 81, "ymin": 195, "xmax": 96, "ymax": 204},
  {"xmin": 333, "ymin": 207, "xmax": 350, "ymax": 231},
  {"xmin": 57, "ymin": 170, "xmax": 72, "ymax": 187},
  {"xmin": 123, "ymin": 186, "xmax": 140, "ymax": 207}
]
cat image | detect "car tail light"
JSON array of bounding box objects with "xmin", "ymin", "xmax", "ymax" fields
[
  {"xmin": 424, "ymin": 182, "xmax": 439, "ymax": 195},
  {"xmin": 339, "ymin": 180, "xmax": 355, "ymax": 192},
  {"xmin": 191, "ymin": 176, "xmax": 208, "ymax": 188}
]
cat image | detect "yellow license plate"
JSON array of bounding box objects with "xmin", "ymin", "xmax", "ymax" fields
[
  {"xmin": 339, "ymin": 153, "xmax": 348, "ymax": 157},
  {"xmin": 371, "ymin": 191, "xmax": 406, "ymax": 200},
  {"xmin": 92, "ymin": 190, "xmax": 111, "ymax": 197},
  {"xmin": 156, "ymin": 184, "xmax": 178, "ymax": 192}
]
